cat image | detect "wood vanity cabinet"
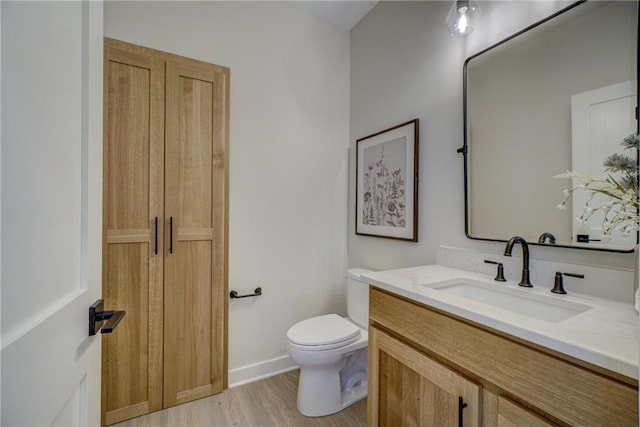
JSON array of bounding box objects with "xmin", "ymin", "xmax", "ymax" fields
[
  {"xmin": 369, "ymin": 327, "xmax": 481, "ymax": 426},
  {"xmin": 368, "ymin": 287, "xmax": 639, "ymax": 427}
]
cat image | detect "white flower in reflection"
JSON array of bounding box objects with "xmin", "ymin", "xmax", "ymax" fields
[{"xmin": 555, "ymin": 133, "xmax": 639, "ymax": 239}]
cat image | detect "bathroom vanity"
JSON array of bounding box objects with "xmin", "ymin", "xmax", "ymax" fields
[{"xmin": 365, "ymin": 265, "xmax": 639, "ymax": 427}]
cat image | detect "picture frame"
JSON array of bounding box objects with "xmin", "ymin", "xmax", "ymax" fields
[{"xmin": 356, "ymin": 119, "xmax": 419, "ymax": 241}]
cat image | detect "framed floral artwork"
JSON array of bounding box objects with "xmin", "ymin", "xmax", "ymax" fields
[{"xmin": 356, "ymin": 119, "xmax": 419, "ymax": 241}]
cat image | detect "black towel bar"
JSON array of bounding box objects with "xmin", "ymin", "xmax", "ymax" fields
[{"xmin": 230, "ymin": 287, "xmax": 262, "ymax": 299}]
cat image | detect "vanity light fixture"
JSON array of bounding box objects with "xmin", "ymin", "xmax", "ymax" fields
[{"xmin": 446, "ymin": 0, "xmax": 480, "ymax": 37}]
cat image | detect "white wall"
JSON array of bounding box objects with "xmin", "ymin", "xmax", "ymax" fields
[
  {"xmin": 350, "ymin": 1, "xmax": 635, "ymax": 273},
  {"xmin": 104, "ymin": 1, "xmax": 351, "ymax": 385}
]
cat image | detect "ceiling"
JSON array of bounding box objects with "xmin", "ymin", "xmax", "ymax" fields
[{"xmin": 284, "ymin": 1, "xmax": 379, "ymax": 30}]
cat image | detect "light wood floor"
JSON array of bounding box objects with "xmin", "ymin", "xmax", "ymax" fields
[{"xmin": 112, "ymin": 370, "xmax": 367, "ymax": 427}]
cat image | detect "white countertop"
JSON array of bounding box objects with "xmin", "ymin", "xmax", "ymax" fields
[{"xmin": 363, "ymin": 264, "xmax": 639, "ymax": 380}]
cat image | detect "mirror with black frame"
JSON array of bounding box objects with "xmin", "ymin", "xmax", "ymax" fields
[{"xmin": 464, "ymin": 0, "xmax": 638, "ymax": 252}]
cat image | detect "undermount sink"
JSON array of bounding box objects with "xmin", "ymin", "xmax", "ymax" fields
[{"xmin": 425, "ymin": 279, "xmax": 593, "ymax": 322}]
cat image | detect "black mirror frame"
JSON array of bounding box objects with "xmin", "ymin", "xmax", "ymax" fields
[{"xmin": 461, "ymin": 0, "xmax": 639, "ymax": 254}]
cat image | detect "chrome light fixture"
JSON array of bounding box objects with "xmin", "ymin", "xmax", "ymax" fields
[{"xmin": 446, "ymin": 0, "xmax": 480, "ymax": 37}]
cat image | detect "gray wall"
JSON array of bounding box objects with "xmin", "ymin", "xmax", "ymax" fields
[{"xmin": 349, "ymin": 0, "xmax": 635, "ymax": 271}]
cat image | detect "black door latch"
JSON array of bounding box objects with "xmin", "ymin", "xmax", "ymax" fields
[{"xmin": 89, "ymin": 299, "xmax": 125, "ymax": 336}]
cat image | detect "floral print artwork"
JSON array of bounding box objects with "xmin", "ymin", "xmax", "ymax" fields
[{"xmin": 362, "ymin": 137, "xmax": 407, "ymax": 228}]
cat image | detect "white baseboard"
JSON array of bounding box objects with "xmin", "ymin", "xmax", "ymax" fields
[{"xmin": 228, "ymin": 355, "xmax": 298, "ymax": 388}]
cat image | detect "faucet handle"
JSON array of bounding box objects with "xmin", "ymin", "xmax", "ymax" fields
[
  {"xmin": 551, "ymin": 272, "xmax": 585, "ymax": 295},
  {"xmin": 484, "ymin": 260, "xmax": 506, "ymax": 282}
]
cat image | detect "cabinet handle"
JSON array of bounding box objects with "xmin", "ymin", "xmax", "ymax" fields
[
  {"xmin": 458, "ymin": 396, "xmax": 468, "ymax": 427},
  {"xmin": 169, "ymin": 217, "xmax": 173, "ymax": 254},
  {"xmin": 154, "ymin": 217, "xmax": 158, "ymax": 255}
]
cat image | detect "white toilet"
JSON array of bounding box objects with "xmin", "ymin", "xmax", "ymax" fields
[{"xmin": 286, "ymin": 268, "xmax": 372, "ymax": 417}]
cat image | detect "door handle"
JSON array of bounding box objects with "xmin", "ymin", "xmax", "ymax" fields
[
  {"xmin": 154, "ymin": 216, "xmax": 158, "ymax": 255},
  {"xmin": 89, "ymin": 299, "xmax": 126, "ymax": 336},
  {"xmin": 169, "ymin": 216, "xmax": 173, "ymax": 254}
]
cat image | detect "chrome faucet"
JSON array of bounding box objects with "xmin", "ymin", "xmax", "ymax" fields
[{"xmin": 504, "ymin": 236, "xmax": 533, "ymax": 287}]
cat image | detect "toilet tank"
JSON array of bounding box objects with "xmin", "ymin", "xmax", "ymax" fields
[{"xmin": 346, "ymin": 268, "xmax": 374, "ymax": 330}]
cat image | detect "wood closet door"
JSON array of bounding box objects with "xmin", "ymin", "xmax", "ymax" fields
[
  {"xmin": 103, "ymin": 43, "xmax": 165, "ymax": 424},
  {"xmin": 163, "ymin": 58, "xmax": 229, "ymax": 407}
]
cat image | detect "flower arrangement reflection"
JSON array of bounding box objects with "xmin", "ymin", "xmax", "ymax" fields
[{"xmin": 556, "ymin": 133, "xmax": 639, "ymax": 238}]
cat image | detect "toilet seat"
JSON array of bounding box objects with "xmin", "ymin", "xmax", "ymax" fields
[{"xmin": 287, "ymin": 314, "xmax": 361, "ymax": 351}]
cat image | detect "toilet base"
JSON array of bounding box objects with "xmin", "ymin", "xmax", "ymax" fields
[
  {"xmin": 296, "ymin": 370, "xmax": 368, "ymax": 417},
  {"xmin": 295, "ymin": 348, "xmax": 368, "ymax": 417},
  {"xmin": 340, "ymin": 381, "xmax": 367, "ymax": 409}
]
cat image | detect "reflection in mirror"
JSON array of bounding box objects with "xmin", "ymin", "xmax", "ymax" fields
[{"xmin": 465, "ymin": 0, "xmax": 638, "ymax": 252}]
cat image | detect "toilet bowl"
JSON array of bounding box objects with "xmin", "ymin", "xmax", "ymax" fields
[{"xmin": 286, "ymin": 268, "xmax": 372, "ymax": 417}]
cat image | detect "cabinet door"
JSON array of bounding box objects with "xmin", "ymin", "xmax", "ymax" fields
[
  {"xmin": 497, "ymin": 396, "xmax": 557, "ymax": 427},
  {"xmin": 103, "ymin": 42, "xmax": 165, "ymax": 425},
  {"xmin": 368, "ymin": 327, "xmax": 481, "ymax": 427},
  {"xmin": 163, "ymin": 58, "xmax": 229, "ymax": 408}
]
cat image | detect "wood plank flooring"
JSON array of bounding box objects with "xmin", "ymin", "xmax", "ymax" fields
[{"xmin": 111, "ymin": 370, "xmax": 367, "ymax": 427}]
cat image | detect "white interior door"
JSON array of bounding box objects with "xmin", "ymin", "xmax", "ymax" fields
[
  {"xmin": 571, "ymin": 80, "xmax": 637, "ymax": 248},
  {"xmin": 1, "ymin": 2, "xmax": 103, "ymax": 426}
]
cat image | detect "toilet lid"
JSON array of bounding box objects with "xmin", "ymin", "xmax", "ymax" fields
[{"xmin": 287, "ymin": 314, "xmax": 361, "ymax": 347}]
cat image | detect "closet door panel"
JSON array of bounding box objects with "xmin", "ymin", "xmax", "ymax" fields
[
  {"xmin": 103, "ymin": 243, "xmax": 150, "ymax": 423},
  {"xmin": 164, "ymin": 241, "xmax": 213, "ymax": 405},
  {"xmin": 106, "ymin": 61, "xmax": 149, "ymax": 229},
  {"xmin": 175, "ymin": 77, "xmax": 213, "ymax": 228},
  {"xmin": 103, "ymin": 42, "xmax": 165, "ymax": 425},
  {"xmin": 164, "ymin": 59, "xmax": 228, "ymax": 408}
]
